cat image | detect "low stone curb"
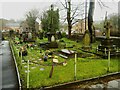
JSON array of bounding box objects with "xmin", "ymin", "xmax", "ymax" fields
[
  {"xmin": 9, "ymin": 41, "xmax": 22, "ymax": 90},
  {"xmin": 44, "ymin": 72, "xmax": 120, "ymax": 89}
]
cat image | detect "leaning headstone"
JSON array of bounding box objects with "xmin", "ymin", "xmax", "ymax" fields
[{"xmin": 82, "ymin": 30, "xmax": 91, "ymax": 51}]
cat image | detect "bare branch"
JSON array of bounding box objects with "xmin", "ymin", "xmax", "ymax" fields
[
  {"xmin": 71, "ymin": 6, "xmax": 79, "ymax": 19},
  {"xmin": 59, "ymin": 0, "xmax": 67, "ymax": 9},
  {"xmin": 97, "ymin": 0, "xmax": 102, "ymax": 10},
  {"xmin": 72, "ymin": 19, "xmax": 80, "ymax": 25},
  {"xmin": 72, "ymin": 17, "xmax": 87, "ymax": 25},
  {"xmin": 99, "ymin": 0, "xmax": 110, "ymax": 8},
  {"xmin": 65, "ymin": 0, "xmax": 67, "ymax": 8},
  {"xmin": 59, "ymin": 8, "xmax": 66, "ymax": 11},
  {"xmin": 61, "ymin": 17, "xmax": 67, "ymax": 24},
  {"xmin": 71, "ymin": 2, "xmax": 84, "ymax": 21}
]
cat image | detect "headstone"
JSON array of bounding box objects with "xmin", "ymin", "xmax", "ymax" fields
[
  {"xmin": 82, "ymin": 30, "xmax": 91, "ymax": 51},
  {"xmin": 60, "ymin": 49, "xmax": 75, "ymax": 58},
  {"xmin": 61, "ymin": 49, "xmax": 75, "ymax": 55},
  {"xmin": 104, "ymin": 21, "xmax": 111, "ymax": 39},
  {"xmin": 97, "ymin": 20, "xmax": 117, "ymax": 58},
  {"xmin": 28, "ymin": 32, "xmax": 32, "ymax": 40},
  {"xmin": 51, "ymin": 35, "xmax": 55, "ymax": 42}
]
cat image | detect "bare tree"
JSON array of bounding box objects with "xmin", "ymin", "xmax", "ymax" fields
[
  {"xmin": 88, "ymin": 0, "xmax": 109, "ymax": 43},
  {"xmin": 59, "ymin": 0, "xmax": 84, "ymax": 38},
  {"xmin": 88, "ymin": 0, "xmax": 95, "ymax": 43}
]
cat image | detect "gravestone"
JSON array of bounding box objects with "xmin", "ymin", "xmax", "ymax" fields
[
  {"xmin": 59, "ymin": 49, "xmax": 75, "ymax": 58},
  {"xmin": 98, "ymin": 21, "xmax": 117, "ymax": 58},
  {"xmin": 51, "ymin": 35, "xmax": 55, "ymax": 42},
  {"xmin": 46, "ymin": 32, "xmax": 58, "ymax": 48},
  {"xmin": 82, "ymin": 30, "xmax": 91, "ymax": 51},
  {"xmin": 28, "ymin": 32, "xmax": 32, "ymax": 40}
]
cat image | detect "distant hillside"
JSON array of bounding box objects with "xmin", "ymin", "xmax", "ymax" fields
[{"xmin": 0, "ymin": 19, "xmax": 9, "ymax": 28}]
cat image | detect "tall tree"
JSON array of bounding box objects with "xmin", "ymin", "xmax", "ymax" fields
[
  {"xmin": 88, "ymin": 0, "xmax": 95, "ymax": 43},
  {"xmin": 67, "ymin": 0, "xmax": 72, "ymax": 38},
  {"xmin": 60, "ymin": 0, "xmax": 84, "ymax": 38},
  {"xmin": 88, "ymin": 0, "xmax": 110, "ymax": 43},
  {"xmin": 41, "ymin": 5, "xmax": 60, "ymax": 33},
  {"xmin": 26, "ymin": 9, "xmax": 39, "ymax": 35}
]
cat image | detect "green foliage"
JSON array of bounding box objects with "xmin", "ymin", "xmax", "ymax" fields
[
  {"xmin": 108, "ymin": 14, "xmax": 118, "ymax": 30},
  {"xmin": 95, "ymin": 13, "xmax": 120, "ymax": 36},
  {"xmin": 94, "ymin": 21, "xmax": 104, "ymax": 31},
  {"xmin": 61, "ymin": 32, "xmax": 66, "ymax": 37},
  {"xmin": 41, "ymin": 5, "xmax": 59, "ymax": 33},
  {"xmin": 26, "ymin": 9, "xmax": 39, "ymax": 32}
]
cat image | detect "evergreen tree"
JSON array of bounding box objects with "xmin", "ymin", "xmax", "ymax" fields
[{"xmin": 41, "ymin": 5, "xmax": 59, "ymax": 33}]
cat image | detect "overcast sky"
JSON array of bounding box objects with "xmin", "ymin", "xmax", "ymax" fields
[{"xmin": 0, "ymin": 0, "xmax": 119, "ymax": 22}]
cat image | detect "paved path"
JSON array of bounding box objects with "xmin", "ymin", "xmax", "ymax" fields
[{"xmin": 0, "ymin": 41, "xmax": 18, "ymax": 89}]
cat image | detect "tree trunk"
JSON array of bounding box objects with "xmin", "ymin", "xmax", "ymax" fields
[
  {"xmin": 67, "ymin": 0, "xmax": 72, "ymax": 38},
  {"xmin": 88, "ymin": 0, "xmax": 95, "ymax": 43}
]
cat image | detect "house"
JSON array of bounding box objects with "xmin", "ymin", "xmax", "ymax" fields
[
  {"xmin": 72, "ymin": 20, "xmax": 88, "ymax": 34},
  {"xmin": 20, "ymin": 21, "xmax": 39, "ymax": 33}
]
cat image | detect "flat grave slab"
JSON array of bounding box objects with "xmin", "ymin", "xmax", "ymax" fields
[
  {"xmin": 59, "ymin": 49, "xmax": 75, "ymax": 58},
  {"xmin": 61, "ymin": 49, "xmax": 75, "ymax": 55}
]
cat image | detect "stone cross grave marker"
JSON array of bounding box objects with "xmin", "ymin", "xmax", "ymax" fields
[{"xmin": 104, "ymin": 21, "xmax": 111, "ymax": 39}]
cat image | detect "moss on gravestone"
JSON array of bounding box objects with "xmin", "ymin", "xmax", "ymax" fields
[{"xmin": 83, "ymin": 30, "xmax": 91, "ymax": 47}]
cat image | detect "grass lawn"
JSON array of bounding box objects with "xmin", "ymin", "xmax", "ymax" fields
[{"xmin": 11, "ymin": 37, "xmax": 120, "ymax": 88}]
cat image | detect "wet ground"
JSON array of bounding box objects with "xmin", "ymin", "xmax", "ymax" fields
[{"xmin": 0, "ymin": 41, "xmax": 18, "ymax": 89}]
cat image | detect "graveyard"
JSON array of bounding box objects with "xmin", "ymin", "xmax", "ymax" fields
[
  {"xmin": 10, "ymin": 34, "xmax": 120, "ymax": 88},
  {"xmin": 1, "ymin": 1, "xmax": 120, "ymax": 89},
  {"xmin": 8, "ymin": 4, "xmax": 120, "ymax": 88}
]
